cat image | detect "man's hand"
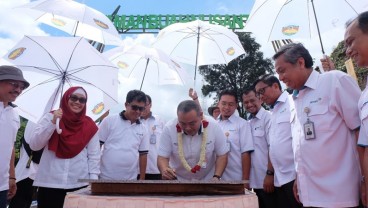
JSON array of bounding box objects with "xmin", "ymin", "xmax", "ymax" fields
[
  {"xmin": 263, "ymin": 175, "xmax": 274, "ymax": 193},
  {"xmin": 361, "ymin": 180, "xmax": 367, "ymax": 207},
  {"xmin": 7, "ymin": 179, "xmax": 16, "ymax": 199},
  {"xmin": 189, "ymin": 88, "xmax": 198, "ymax": 100},
  {"xmin": 161, "ymin": 167, "xmax": 177, "ymax": 180},
  {"xmin": 320, "ymin": 55, "xmax": 335, "ymax": 72}
]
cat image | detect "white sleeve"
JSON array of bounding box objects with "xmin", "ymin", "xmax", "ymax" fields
[
  {"xmin": 213, "ymin": 122, "xmax": 229, "ymax": 156},
  {"xmin": 240, "ymin": 120, "xmax": 254, "ymax": 153},
  {"xmin": 97, "ymin": 116, "xmax": 111, "ymax": 143},
  {"xmin": 29, "ymin": 113, "xmax": 56, "ymax": 151},
  {"xmin": 87, "ymin": 133, "xmax": 101, "ymax": 179},
  {"xmin": 158, "ymin": 124, "xmax": 173, "ymax": 158}
]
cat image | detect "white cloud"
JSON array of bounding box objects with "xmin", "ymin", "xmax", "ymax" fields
[{"xmin": 0, "ymin": 0, "xmax": 49, "ymax": 57}]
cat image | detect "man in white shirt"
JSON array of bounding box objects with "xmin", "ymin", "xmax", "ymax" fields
[
  {"xmin": 216, "ymin": 90, "xmax": 254, "ymax": 187},
  {"xmin": 158, "ymin": 100, "xmax": 228, "ymax": 181},
  {"xmin": 139, "ymin": 94, "xmax": 165, "ymax": 180},
  {"xmin": 274, "ymin": 43, "xmax": 361, "ymax": 207},
  {"xmin": 242, "ymin": 88, "xmax": 276, "ymax": 208},
  {"xmin": 0, "ymin": 65, "xmax": 29, "ymax": 208},
  {"xmin": 99, "ymin": 90, "xmax": 149, "ymax": 180},
  {"xmin": 254, "ymin": 75, "xmax": 301, "ymax": 208},
  {"xmin": 345, "ymin": 11, "xmax": 368, "ymax": 206}
]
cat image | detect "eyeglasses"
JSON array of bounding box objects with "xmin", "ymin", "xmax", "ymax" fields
[
  {"xmin": 129, "ymin": 103, "xmax": 145, "ymax": 112},
  {"xmin": 69, "ymin": 95, "xmax": 87, "ymax": 104},
  {"xmin": 256, "ymin": 86, "xmax": 270, "ymax": 97},
  {"xmin": 7, "ymin": 81, "xmax": 26, "ymax": 90}
]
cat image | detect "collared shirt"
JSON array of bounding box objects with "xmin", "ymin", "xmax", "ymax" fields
[
  {"xmin": 358, "ymin": 77, "xmax": 368, "ymax": 146},
  {"xmin": 29, "ymin": 113, "xmax": 100, "ymax": 189},
  {"xmin": 0, "ymin": 102, "xmax": 19, "ymax": 191},
  {"xmin": 99, "ymin": 113, "xmax": 150, "ymax": 180},
  {"xmin": 269, "ymin": 91, "xmax": 296, "ymax": 187},
  {"xmin": 158, "ymin": 117, "xmax": 228, "ymax": 181},
  {"xmin": 291, "ymin": 70, "xmax": 361, "ymax": 207},
  {"xmin": 249, "ymin": 107, "xmax": 271, "ymax": 189},
  {"xmin": 217, "ymin": 113, "xmax": 254, "ymax": 181},
  {"xmin": 15, "ymin": 121, "xmax": 38, "ymax": 183},
  {"xmin": 140, "ymin": 113, "xmax": 165, "ymax": 174}
]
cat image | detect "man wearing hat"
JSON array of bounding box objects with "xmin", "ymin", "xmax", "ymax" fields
[{"xmin": 0, "ymin": 65, "xmax": 29, "ymax": 208}]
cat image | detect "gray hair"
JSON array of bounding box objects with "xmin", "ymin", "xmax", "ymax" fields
[
  {"xmin": 177, "ymin": 100, "xmax": 201, "ymax": 116},
  {"xmin": 272, "ymin": 43, "xmax": 313, "ymax": 69}
]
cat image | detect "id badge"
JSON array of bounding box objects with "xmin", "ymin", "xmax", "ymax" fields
[
  {"xmin": 226, "ymin": 140, "xmax": 231, "ymax": 152},
  {"xmin": 304, "ymin": 121, "xmax": 315, "ymax": 140},
  {"xmin": 150, "ymin": 134, "xmax": 156, "ymax": 144}
]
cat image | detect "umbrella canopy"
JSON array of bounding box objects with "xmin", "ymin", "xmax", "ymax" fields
[
  {"xmin": 3, "ymin": 36, "xmax": 119, "ymax": 123},
  {"xmin": 17, "ymin": 0, "xmax": 122, "ymax": 46},
  {"xmin": 104, "ymin": 45, "xmax": 188, "ymax": 90},
  {"xmin": 244, "ymin": 0, "xmax": 368, "ymax": 54},
  {"xmin": 152, "ymin": 20, "xmax": 245, "ymax": 83}
]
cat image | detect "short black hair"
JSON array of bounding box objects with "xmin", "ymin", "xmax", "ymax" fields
[
  {"xmin": 242, "ymin": 87, "xmax": 256, "ymax": 97},
  {"xmin": 219, "ymin": 89, "xmax": 238, "ymax": 103},
  {"xmin": 177, "ymin": 100, "xmax": 201, "ymax": 116},
  {"xmin": 208, "ymin": 106, "xmax": 219, "ymax": 116},
  {"xmin": 126, "ymin": 90, "xmax": 146, "ymax": 103},
  {"xmin": 272, "ymin": 43, "xmax": 313, "ymax": 69},
  {"xmin": 145, "ymin": 94, "xmax": 152, "ymax": 104},
  {"xmin": 253, "ymin": 74, "xmax": 282, "ymax": 91}
]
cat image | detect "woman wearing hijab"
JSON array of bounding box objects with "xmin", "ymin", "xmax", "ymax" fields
[{"xmin": 29, "ymin": 87, "xmax": 100, "ymax": 208}]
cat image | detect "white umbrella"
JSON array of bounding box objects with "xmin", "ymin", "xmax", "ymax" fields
[
  {"xmin": 104, "ymin": 45, "xmax": 188, "ymax": 90},
  {"xmin": 152, "ymin": 20, "xmax": 245, "ymax": 85},
  {"xmin": 243, "ymin": 0, "xmax": 368, "ymax": 54},
  {"xmin": 3, "ymin": 36, "xmax": 119, "ymax": 128},
  {"xmin": 17, "ymin": 0, "xmax": 122, "ymax": 46}
]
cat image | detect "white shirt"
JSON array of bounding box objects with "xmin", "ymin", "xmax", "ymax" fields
[
  {"xmin": 99, "ymin": 113, "xmax": 150, "ymax": 180},
  {"xmin": 140, "ymin": 113, "xmax": 165, "ymax": 174},
  {"xmin": 158, "ymin": 117, "xmax": 228, "ymax": 181},
  {"xmin": 358, "ymin": 79, "xmax": 368, "ymax": 146},
  {"xmin": 269, "ymin": 91, "xmax": 296, "ymax": 187},
  {"xmin": 15, "ymin": 121, "xmax": 38, "ymax": 182},
  {"xmin": 249, "ymin": 107, "xmax": 271, "ymax": 189},
  {"xmin": 29, "ymin": 113, "xmax": 100, "ymax": 189},
  {"xmin": 0, "ymin": 102, "xmax": 19, "ymax": 191},
  {"xmin": 217, "ymin": 113, "xmax": 254, "ymax": 181},
  {"xmin": 291, "ymin": 70, "xmax": 361, "ymax": 207}
]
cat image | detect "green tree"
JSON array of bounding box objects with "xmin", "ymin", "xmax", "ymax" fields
[
  {"xmin": 199, "ymin": 32, "xmax": 274, "ymax": 118},
  {"xmin": 330, "ymin": 40, "xmax": 368, "ymax": 89}
]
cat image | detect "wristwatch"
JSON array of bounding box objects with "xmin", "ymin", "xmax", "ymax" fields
[{"xmin": 266, "ymin": 170, "xmax": 274, "ymax": 176}]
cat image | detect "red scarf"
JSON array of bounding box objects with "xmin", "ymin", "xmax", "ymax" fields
[{"xmin": 48, "ymin": 87, "xmax": 98, "ymax": 159}]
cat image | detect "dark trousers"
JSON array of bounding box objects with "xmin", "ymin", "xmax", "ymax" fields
[
  {"xmin": 9, "ymin": 178, "xmax": 36, "ymax": 208},
  {"xmin": 0, "ymin": 190, "xmax": 7, "ymax": 208},
  {"xmin": 37, "ymin": 186, "xmax": 84, "ymax": 208},
  {"xmin": 137, "ymin": 174, "xmax": 162, "ymax": 180},
  {"xmin": 254, "ymin": 188, "xmax": 278, "ymax": 208},
  {"xmin": 275, "ymin": 180, "xmax": 302, "ymax": 208}
]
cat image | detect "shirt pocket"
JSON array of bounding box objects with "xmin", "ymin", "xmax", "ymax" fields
[
  {"xmin": 276, "ymin": 115, "xmax": 290, "ymax": 124},
  {"xmin": 253, "ymin": 129, "xmax": 265, "ymax": 137},
  {"xmin": 307, "ymin": 103, "xmax": 329, "ymax": 130}
]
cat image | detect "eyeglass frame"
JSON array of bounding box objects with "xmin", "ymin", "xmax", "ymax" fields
[
  {"xmin": 7, "ymin": 81, "xmax": 26, "ymax": 91},
  {"xmin": 68, "ymin": 95, "xmax": 87, "ymax": 104},
  {"xmin": 255, "ymin": 85, "xmax": 270, "ymax": 97},
  {"xmin": 128, "ymin": 103, "xmax": 146, "ymax": 112}
]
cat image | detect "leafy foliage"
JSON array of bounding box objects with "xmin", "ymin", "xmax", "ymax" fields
[
  {"xmin": 199, "ymin": 32, "xmax": 274, "ymax": 118},
  {"xmin": 330, "ymin": 40, "xmax": 368, "ymax": 89}
]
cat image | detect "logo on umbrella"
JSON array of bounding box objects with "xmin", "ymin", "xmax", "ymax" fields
[
  {"xmin": 51, "ymin": 18, "xmax": 66, "ymax": 27},
  {"xmin": 92, "ymin": 102, "xmax": 105, "ymax": 115},
  {"xmin": 8, "ymin": 47, "xmax": 26, "ymax": 60},
  {"xmin": 117, "ymin": 61, "xmax": 129, "ymax": 69},
  {"xmin": 282, "ymin": 25, "xmax": 299, "ymax": 36},
  {"xmin": 93, "ymin": 19, "xmax": 109, "ymax": 29},
  {"xmin": 226, "ymin": 47, "xmax": 235, "ymax": 56}
]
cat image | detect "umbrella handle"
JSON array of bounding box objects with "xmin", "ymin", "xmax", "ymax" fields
[{"xmin": 56, "ymin": 118, "xmax": 62, "ymax": 134}]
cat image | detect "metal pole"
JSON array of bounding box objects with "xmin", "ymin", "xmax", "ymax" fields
[
  {"xmin": 194, "ymin": 26, "xmax": 200, "ymax": 88},
  {"xmin": 311, "ymin": 0, "xmax": 325, "ymax": 54},
  {"xmin": 140, "ymin": 59, "xmax": 150, "ymax": 90}
]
